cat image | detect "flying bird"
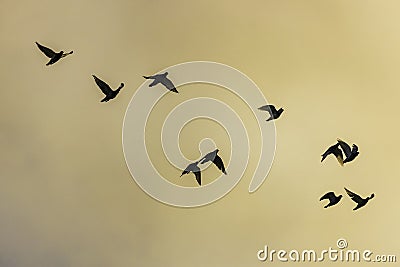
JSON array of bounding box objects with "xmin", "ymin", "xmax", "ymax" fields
[
  {"xmin": 143, "ymin": 72, "xmax": 178, "ymax": 93},
  {"xmin": 35, "ymin": 42, "xmax": 73, "ymax": 66},
  {"xmin": 200, "ymin": 149, "xmax": 227, "ymax": 175},
  {"xmin": 337, "ymin": 139, "xmax": 359, "ymax": 164},
  {"xmin": 319, "ymin": 191, "xmax": 342, "ymax": 208},
  {"xmin": 180, "ymin": 161, "xmax": 201, "ymax": 186},
  {"xmin": 344, "ymin": 187, "xmax": 374, "ymax": 211},
  {"xmin": 92, "ymin": 75, "xmax": 124, "ymax": 102},
  {"xmin": 321, "ymin": 143, "xmax": 344, "ymax": 166},
  {"xmin": 258, "ymin": 104, "xmax": 284, "ymax": 121}
]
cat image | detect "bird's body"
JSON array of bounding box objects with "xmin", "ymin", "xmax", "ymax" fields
[
  {"xmin": 143, "ymin": 72, "xmax": 178, "ymax": 93},
  {"xmin": 35, "ymin": 42, "xmax": 73, "ymax": 66},
  {"xmin": 319, "ymin": 191, "xmax": 342, "ymax": 208},
  {"xmin": 181, "ymin": 161, "xmax": 201, "ymax": 186},
  {"xmin": 92, "ymin": 75, "xmax": 124, "ymax": 102},
  {"xmin": 258, "ymin": 104, "xmax": 284, "ymax": 121},
  {"xmin": 344, "ymin": 187, "xmax": 374, "ymax": 211},
  {"xmin": 337, "ymin": 139, "xmax": 359, "ymax": 164},
  {"xmin": 321, "ymin": 143, "xmax": 344, "ymax": 166},
  {"xmin": 200, "ymin": 149, "xmax": 227, "ymax": 175}
]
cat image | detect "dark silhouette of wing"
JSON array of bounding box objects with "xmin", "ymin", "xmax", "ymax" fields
[
  {"xmin": 92, "ymin": 75, "xmax": 113, "ymax": 95},
  {"xmin": 35, "ymin": 42, "xmax": 56, "ymax": 58},
  {"xmin": 212, "ymin": 155, "xmax": 226, "ymax": 174},
  {"xmin": 258, "ymin": 105, "xmax": 277, "ymax": 115},
  {"xmin": 161, "ymin": 77, "xmax": 178, "ymax": 93},
  {"xmin": 344, "ymin": 187, "xmax": 363, "ymax": 204},
  {"xmin": 320, "ymin": 192, "xmax": 335, "ymax": 202},
  {"xmin": 193, "ymin": 171, "xmax": 201, "ymax": 185},
  {"xmin": 337, "ymin": 139, "xmax": 352, "ymax": 158},
  {"xmin": 321, "ymin": 144, "xmax": 344, "ymax": 165}
]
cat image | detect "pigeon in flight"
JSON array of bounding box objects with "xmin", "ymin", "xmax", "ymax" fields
[
  {"xmin": 337, "ymin": 139, "xmax": 359, "ymax": 164},
  {"xmin": 344, "ymin": 187, "xmax": 374, "ymax": 211},
  {"xmin": 35, "ymin": 42, "xmax": 73, "ymax": 66},
  {"xmin": 319, "ymin": 191, "xmax": 342, "ymax": 208},
  {"xmin": 143, "ymin": 72, "xmax": 178, "ymax": 93},
  {"xmin": 92, "ymin": 75, "xmax": 124, "ymax": 102},
  {"xmin": 321, "ymin": 143, "xmax": 344, "ymax": 166},
  {"xmin": 200, "ymin": 149, "xmax": 227, "ymax": 175},
  {"xmin": 180, "ymin": 161, "xmax": 201, "ymax": 186},
  {"xmin": 258, "ymin": 104, "xmax": 284, "ymax": 121}
]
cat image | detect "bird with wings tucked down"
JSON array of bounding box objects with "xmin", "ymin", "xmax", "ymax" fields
[
  {"xmin": 321, "ymin": 143, "xmax": 344, "ymax": 166},
  {"xmin": 143, "ymin": 72, "xmax": 178, "ymax": 93},
  {"xmin": 92, "ymin": 75, "xmax": 124, "ymax": 102},
  {"xmin": 181, "ymin": 161, "xmax": 201, "ymax": 186},
  {"xmin": 35, "ymin": 42, "xmax": 73, "ymax": 66},
  {"xmin": 200, "ymin": 149, "xmax": 227, "ymax": 175},
  {"xmin": 344, "ymin": 187, "xmax": 374, "ymax": 211},
  {"xmin": 258, "ymin": 104, "xmax": 284, "ymax": 121},
  {"xmin": 337, "ymin": 139, "xmax": 359, "ymax": 164},
  {"xmin": 319, "ymin": 191, "xmax": 342, "ymax": 208}
]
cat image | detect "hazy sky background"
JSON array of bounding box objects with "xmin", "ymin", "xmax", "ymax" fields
[{"xmin": 1, "ymin": 0, "xmax": 399, "ymax": 266}]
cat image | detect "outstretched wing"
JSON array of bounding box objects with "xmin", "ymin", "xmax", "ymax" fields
[
  {"xmin": 35, "ymin": 42, "xmax": 56, "ymax": 58},
  {"xmin": 344, "ymin": 187, "xmax": 363, "ymax": 204},
  {"xmin": 92, "ymin": 75, "xmax": 113, "ymax": 95},
  {"xmin": 337, "ymin": 139, "xmax": 352, "ymax": 158},
  {"xmin": 332, "ymin": 147, "xmax": 344, "ymax": 166},
  {"xmin": 193, "ymin": 171, "xmax": 201, "ymax": 186},
  {"xmin": 161, "ymin": 77, "xmax": 178, "ymax": 93},
  {"xmin": 258, "ymin": 105, "xmax": 277, "ymax": 115},
  {"xmin": 320, "ymin": 192, "xmax": 335, "ymax": 202},
  {"xmin": 212, "ymin": 155, "xmax": 227, "ymax": 174}
]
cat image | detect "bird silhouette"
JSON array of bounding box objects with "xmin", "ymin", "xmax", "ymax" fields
[
  {"xmin": 180, "ymin": 161, "xmax": 201, "ymax": 186},
  {"xmin": 200, "ymin": 149, "xmax": 227, "ymax": 175},
  {"xmin": 319, "ymin": 191, "xmax": 342, "ymax": 208},
  {"xmin": 258, "ymin": 104, "xmax": 284, "ymax": 121},
  {"xmin": 35, "ymin": 42, "xmax": 73, "ymax": 66},
  {"xmin": 321, "ymin": 143, "xmax": 344, "ymax": 166},
  {"xmin": 143, "ymin": 72, "xmax": 178, "ymax": 93},
  {"xmin": 344, "ymin": 187, "xmax": 374, "ymax": 211},
  {"xmin": 337, "ymin": 139, "xmax": 359, "ymax": 164},
  {"xmin": 92, "ymin": 75, "xmax": 124, "ymax": 102}
]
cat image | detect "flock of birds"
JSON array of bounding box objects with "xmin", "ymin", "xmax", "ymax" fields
[
  {"xmin": 320, "ymin": 138, "xmax": 374, "ymax": 211},
  {"xmin": 35, "ymin": 41, "xmax": 373, "ymax": 211}
]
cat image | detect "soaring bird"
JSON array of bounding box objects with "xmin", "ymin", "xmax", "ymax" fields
[
  {"xmin": 143, "ymin": 72, "xmax": 178, "ymax": 93},
  {"xmin": 321, "ymin": 143, "xmax": 344, "ymax": 166},
  {"xmin": 180, "ymin": 161, "xmax": 201, "ymax": 186},
  {"xmin": 258, "ymin": 104, "xmax": 284, "ymax": 121},
  {"xmin": 92, "ymin": 75, "xmax": 124, "ymax": 102},
  {"xmin": 337, "ymin": 139, "xmax": 359, "ymax": 164},
  {"xmin": 200, "ymin": 149, "xmax": 227, "ymax": 175},
  {"xmin": 319, "ymin": 191, "xmax": 342, "ymax": 208},
  {"xmin": 344, "ymin": 187, "xmax": 375, "ymax": 211},
  {"xmin": 35, "ymin": 42, "xmax": 73, "ymax": 66}
]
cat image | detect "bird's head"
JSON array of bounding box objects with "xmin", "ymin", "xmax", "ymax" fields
[
  {"xmin": 163, "ymin": 72, "xmax": 168, "ymax": 76},
  {"xmin": 338, "ymin": 194, "xmax": 343, "ymax": 200},
  {"xmin": 118, "ymin": 83, "xmax": 125, "ymax": 90},
  {"xmin": 279, "ymin": 107, "xmax": 284, "ymax": 112},
  {"xmin": 369, "ymin": 193, "xmax": 375, "ymax": 199}
]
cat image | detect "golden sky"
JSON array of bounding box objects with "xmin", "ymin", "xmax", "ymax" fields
[{"xmin": 1, "ymin": 0, "xmax": 399, "ymax": 266}]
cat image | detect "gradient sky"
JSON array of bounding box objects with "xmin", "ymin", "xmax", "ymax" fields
[{"xmin": 1, "ymin": 0, "xmax": 399, "ymax": 266}]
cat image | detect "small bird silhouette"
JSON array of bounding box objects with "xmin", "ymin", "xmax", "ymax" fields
[
  {"xmin": 200, "ymin": 149, "xmax": 227, "ymax": 175},
  {"xmin": 344, "ymin": 187, "xmax": 374, "ymax": 211},
  {"xmin": 180, "ymin": 161, "xmax": 201, "ymax": 186},
  {"xmin": 319, "ymin": 191, "xmax": 342, "ymax": 208},
  {"xmin": 258, "ymin": 105, "xmax": 284, "ymax": 121},
  {"xmin": 143, "ymin": 72, "xmax": 178, "ymax": 93},
  {"xmin": 321, "ymin": 143, "xmax": 344, "ymax": 166},
  {"xmin": 35, "ymin": 42, "xmax": 73, "ymax": 66},
  {"xmin": 337, "ymin": 139, "xmax": 359, "ymax": 164},
  {"xmin": 92, "ymin": 75, "xmax": 124, "ymax": 102}
]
